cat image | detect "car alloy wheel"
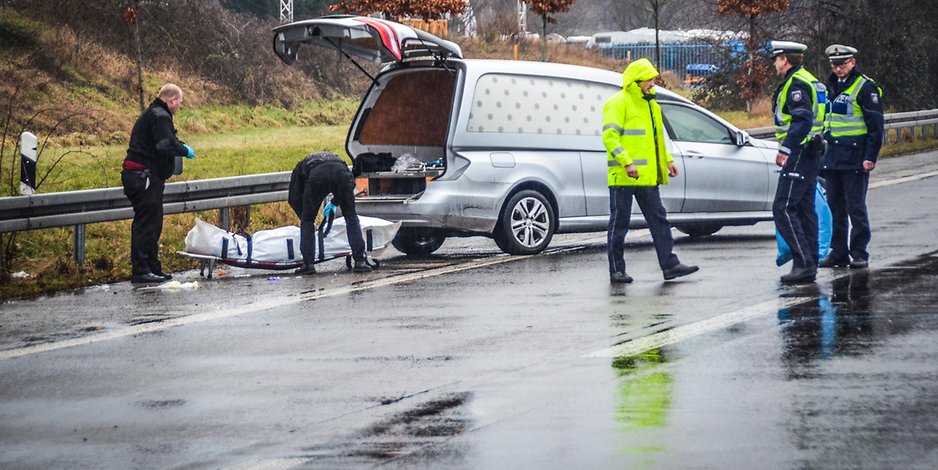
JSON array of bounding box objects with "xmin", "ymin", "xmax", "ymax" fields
[{"xmin": 494, "ymin": 189, "xmax": 555, "ymax": 255}]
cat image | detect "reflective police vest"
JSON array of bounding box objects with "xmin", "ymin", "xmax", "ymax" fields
[
  {"xmin": 775, "ymin": 67, "xmax": 827, "ymax": 145},
  {"xmin": 826, "ymin": 75, "xmax": 881, "ymax": 138}
]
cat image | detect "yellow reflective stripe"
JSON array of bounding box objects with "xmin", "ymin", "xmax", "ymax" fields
[
  {"xmin": 831, "ymin": 124, "xmax": 867, "ymax": 133},
  {"xmin": 611, "ymin": 147, "xmax": 625, "ymax": 157},
  {"xmin": 608, "ymin": 159, "xmax": 647, "ymax": 167},
  {"xmin": 830, "ymin": 114, "xmax": 865, "ymax": 123},
  {"xmin": 603, "ymin": 123, "xmax": 624, "ymax": 134},
  {"xmin": 620, "ymin": 129, "xmax": 646, "ymax": 136}
]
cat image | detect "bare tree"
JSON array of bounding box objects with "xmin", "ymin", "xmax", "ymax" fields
[
  {"xmin": 328, "ymin": 0, "xmax": 469, "ymax": 20},
  {"xmin": 526, "ymin": 0, "xmax": 576, "ymax": 61},
  {"xmin": 717, "ymin": 0, "xmax": 788, "ymax": 113}
]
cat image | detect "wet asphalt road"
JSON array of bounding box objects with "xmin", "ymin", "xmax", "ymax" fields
[{"xmin": 1, "ymin": 151, "xmax": 938, "ymax": 468}]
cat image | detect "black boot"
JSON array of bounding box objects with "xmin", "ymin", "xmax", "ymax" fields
[
  {"xmin": 353, "ymin": 260, "xmax": 373, "ymax": 273},
  {"xmin": 663, "ymin": 263, "xmax": 699, "ymax": 280},
  {"xmin": 295, "ymin": 262, "xmax": 316, "ymax": 275},
  {"xmin": 780, "ymin": 266, "xmax": 816, "ymax": 284}
]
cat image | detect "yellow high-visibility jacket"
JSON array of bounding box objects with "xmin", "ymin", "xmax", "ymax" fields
[{"xmin": 602, "ymin": 58, "xmax": 673, "ymax": 187}]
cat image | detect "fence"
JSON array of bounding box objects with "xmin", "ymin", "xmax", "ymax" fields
[
  {"xmin": 598, "ymin": 43, "xmax": 724, "ymax": 81},
  {"xmin": 2, "ymin": 110, "xmax": 937, "ymax": 267}
]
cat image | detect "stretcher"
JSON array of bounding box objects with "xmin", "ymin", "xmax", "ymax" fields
[{"xmin": 177, "ymin": 215, "xmax": 400, "ymax": 278}]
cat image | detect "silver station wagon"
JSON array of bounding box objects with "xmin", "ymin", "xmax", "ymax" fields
[{"xmin": 273, "ymin": 16, "xmax": 779, "ymax": 256}]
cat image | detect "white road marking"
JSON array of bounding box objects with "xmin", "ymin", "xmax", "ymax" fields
[
  {"xmin": 582, "ymin": 296, "xmax": 812, "ymax": 358},
  {"xmin": 0, "ymin": 254, "xmax": 529, "ymax": 361},
  {"xmin": 0, "ymin": 228, "xmax": 655, "ymax": 362},
  {"xmin": 870, "ymin": 169, "xmax": 938, "ymax": 189}
]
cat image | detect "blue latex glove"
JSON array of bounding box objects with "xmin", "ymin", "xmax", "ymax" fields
[
  {"xmin": 322, "ymin": 202, "xmax": 336, "ymax": 219},
  {"xmin": 183, "ymin": 143, "xmax": 196, "ymax": 159}
]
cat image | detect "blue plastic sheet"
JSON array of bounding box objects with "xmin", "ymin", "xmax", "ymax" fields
[{"xmin": 776, "ymin": 181, "xmax": 832, "ymax": 266}]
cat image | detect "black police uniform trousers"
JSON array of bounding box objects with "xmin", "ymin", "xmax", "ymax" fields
[
  {"xmin": 121, "ymin": 169, "xmax": 165, "ymax": 276},
  {"xmin": 824, "ymin": 169, "xmax": 871, "ymax": 262},
  {"xmin": 773, "ymin": 143, "xmax": 821, "ymax": 270},
  {"xmin": 607, "ymin": 185, "xmax": 680, "ymax": 274},
  {"xmin": 297, "ymin": 160, "xmax": 366, "ymax": 264}
]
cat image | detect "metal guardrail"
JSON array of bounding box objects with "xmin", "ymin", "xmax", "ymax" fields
[
  {"xmin": 746, "ymin": 108, "xmax": 938, "ymax": 140},
  {"xmin": 0, "ymin": 172, "xmax": 291, "ymax": 265},
  {"xmin": 1, "ymin": 110, "xmax": 937, "ymax": 265},
  {"xmin": 0, "ymin": 172, "xmax": 291, "ymax": 233}
]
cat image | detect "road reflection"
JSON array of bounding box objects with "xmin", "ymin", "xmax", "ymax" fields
[{"xmin": 777, "ymin": 270, "xmax": 874, "ymax": 369}]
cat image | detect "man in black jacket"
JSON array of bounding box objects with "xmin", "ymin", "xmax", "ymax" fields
[
  {"xmin": 288, "ymin": 151, "xmax": 372, "ymax": 275},
  {"xmin": 819, "ymin": 45, "xmax": 884, "ymax": 269},
  {"xmin": 121, "ymin": 84, "xmax": 195, "ymax": 284}
]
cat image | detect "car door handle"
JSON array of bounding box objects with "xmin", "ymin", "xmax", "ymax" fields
[{"xmin": 683, "ymin": 150, "xmax": 705, "ymax": 158}]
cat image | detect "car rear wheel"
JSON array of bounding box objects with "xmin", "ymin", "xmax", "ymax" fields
[
  {"xmin": 494, "ymin": 190, "xmax": 555, "ymax": 255},
  {"xmin": 675, "ymin": 222, "xmax": 722, "ymax": 238},
  {"xmin": 392, "ymin": 228, "xmax": 446, "ymax": 257}
]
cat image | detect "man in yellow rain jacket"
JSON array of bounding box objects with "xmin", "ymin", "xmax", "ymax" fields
[{"xmin": 602, "ymin": 58, "xmax": 698, "ymax": 284}]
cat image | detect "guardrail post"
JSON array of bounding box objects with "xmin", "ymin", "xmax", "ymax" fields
[
  {"xmin": 219, "ymin": 207, "xmax": 229, "ymax": 231},
  {"xmin": 73, "ymin": 224, "xmax": 85, "ymax": 265}
]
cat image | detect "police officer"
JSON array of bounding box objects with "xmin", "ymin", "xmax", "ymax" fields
[
  {"xmin": 288, "ymin": 151, "xmax": 372, "ymax": 275},
  {"xmin": 818, "ymin": 45, "xmax": 883, "ymax": 269},
  {"xmin": 602, "ymin": 58, "xmax": 698, "ymax": 284},
  {"xmin": 768, "ymin": 41, "xmax": 827, "ymax": 284},
  {"xmin": 122, "ymin": 83, "xmax": 195, "ymax": 284}
]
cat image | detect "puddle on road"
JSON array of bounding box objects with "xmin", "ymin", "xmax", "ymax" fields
[
  {"xmin": 603, "ymin": 251, "xmax": 938, "ymax": 463},
  {"xmin": 778, "ymin": 250, "xmax": 938, "ymax": 366}
]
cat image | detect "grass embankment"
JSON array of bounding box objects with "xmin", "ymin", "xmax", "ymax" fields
[{"xmin": 0, "ymin": 99, "xmax": 358, "ymax": 300}]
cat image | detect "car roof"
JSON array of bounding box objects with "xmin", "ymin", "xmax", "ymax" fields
[{"xmin": 389, "ymin": 58, "xmax": 693, "ymax": 105}]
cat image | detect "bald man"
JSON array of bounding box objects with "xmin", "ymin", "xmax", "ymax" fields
[{"xmin": 121, "ymin": 83, "xmax": 196, "ymax": 284}]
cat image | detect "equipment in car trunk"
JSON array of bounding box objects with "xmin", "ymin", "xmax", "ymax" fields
[{"xmin": 352, "ymin": 152, "xmax": 395, "ymax": 176}]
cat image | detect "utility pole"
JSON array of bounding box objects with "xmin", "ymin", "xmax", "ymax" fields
[
  {"xmin": 280, "ymin": 0, "xmax": 293, "ymax": 23},
  {"xmin": 517, "ymin": 0, "xmax": 527, "ymax": 36},
  {"xmin": 653, "ymin": 0, "xmax": 660, "ymax": 68},
  {"xmin": 123, "ymin": 2, "xmax": 145, "ymax": 113}
]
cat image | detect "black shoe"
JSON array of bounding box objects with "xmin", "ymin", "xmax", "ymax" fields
[
  {"xmin": 663, "ymin": 263, "xmax": 699, "ymax": 280},
  {"xmin": 819, "ymin": 256, "xmax": 849, "ymax": 268},
  {"xmin": 849, "ymin": 258, "xmax": 869, "ymax": 269},
  {"xmin": 781, "ymin": 266, "xmax": 817, "ymax": 284},
  {"xmin": 294, "ymin": 263, "xmax": 316, "ymax": 275},
  {"xmin": 152, "ymin": 271, "xmax": 173, "ymax": 281},
  {"xmin": 610, "ymin": 272, "xmax": 633, "ymax": 284},
  {"xmin": 131, "ymin": 273, "xmax": 166, "ymax": 284},
  {"xmin": 353, "ymin": 260, "xmax": 373, "ymax": 273}
]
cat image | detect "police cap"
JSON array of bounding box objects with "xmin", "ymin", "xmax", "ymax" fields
[
  {"xmin": 825, "ymin": 44, "xmax": 857, "ymax": 64},
  {"xmin": 767, "ymin": 40, "xmax": 807, "ymax": 59}
]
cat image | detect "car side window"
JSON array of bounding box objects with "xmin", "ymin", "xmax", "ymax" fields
[
  {"xmin": 466, "ymin": 73, "xmax": 619, "ymax": 137},
  {"xmin": 660, "ymin": 103, "xmax": 734, "ymax": 145}
]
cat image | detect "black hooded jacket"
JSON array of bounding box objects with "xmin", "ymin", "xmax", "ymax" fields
[{"xmin": 125, "ymin": 98, "xmax": 188, "ymax": 179}]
